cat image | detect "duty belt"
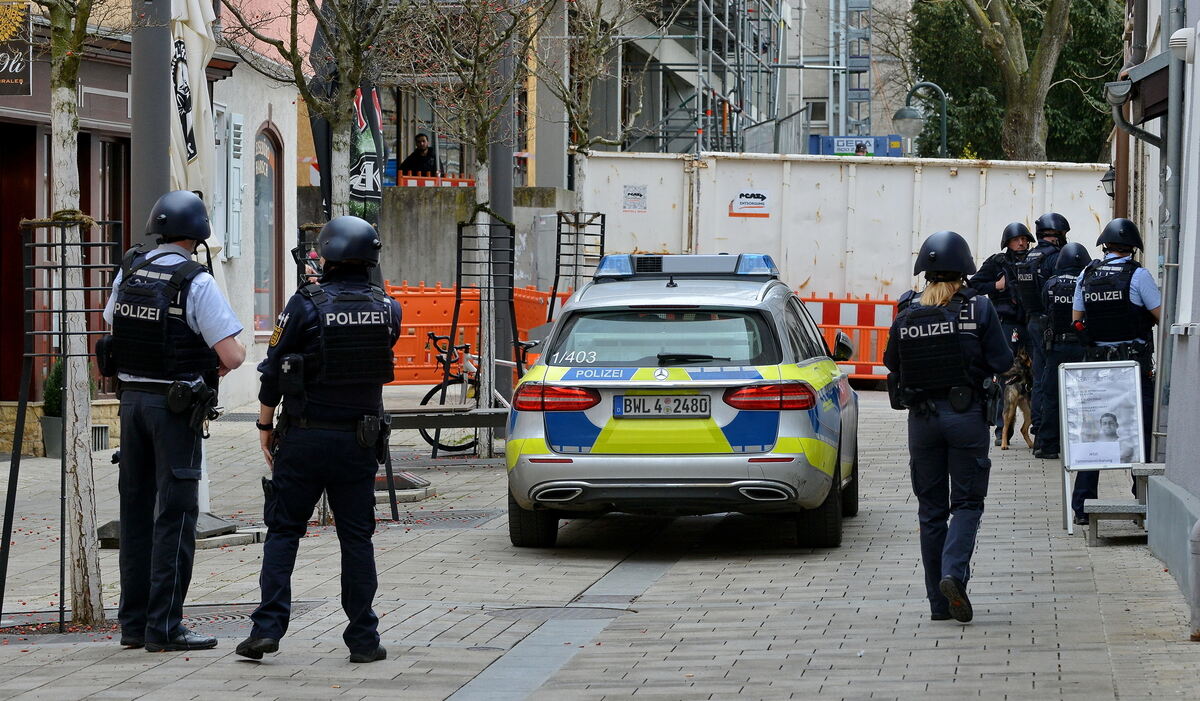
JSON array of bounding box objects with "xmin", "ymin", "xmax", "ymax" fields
[
  {"xmin": 119, "ymin": 381, "xmax": 173, "ymax": 395},
  {"xmin": 1052, "ymin": 332, "xmax": 1080, "ymax": 344},
  {"xmin": 290, "ymin": 416, "xmax": 361, "ymax": 432}
]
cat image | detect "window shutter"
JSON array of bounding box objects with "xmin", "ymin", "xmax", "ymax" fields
[{"xmin": 226, "ymin": 113, "xmax": 245, "ymax": 258}]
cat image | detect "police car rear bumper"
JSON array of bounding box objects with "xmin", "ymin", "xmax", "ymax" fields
[{"xmin": 509, "ymin": 454, "xmax": 833, "ymax": 514}]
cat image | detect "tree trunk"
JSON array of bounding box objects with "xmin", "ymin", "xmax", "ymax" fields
[
  {"xmin": 572, "ymin": 149, "xmax": 587, "ymax": 210},
  {"xmin": 50, "ymin": 76, "xmax": 104, "ymax": 625},
  {"xmin": 329, "ymin": 125, "xmax": 352, "ymax": 218},
  {"xmin": 1000, "ymin": 89, "xmax": 1050, "ymax": 161},
  {"xmin": 472, "ymin": 159, "xmax": 496, "ymax": 457}
]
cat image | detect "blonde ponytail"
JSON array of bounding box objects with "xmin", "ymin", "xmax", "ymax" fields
[{"xmin": 919, "ymin": 280, "xmax": 964, "ymax": 307}]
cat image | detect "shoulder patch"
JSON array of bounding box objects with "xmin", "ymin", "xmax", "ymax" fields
[{"xmin": 269, "ymin": 311, "xmax": 290, "ymax": 347}]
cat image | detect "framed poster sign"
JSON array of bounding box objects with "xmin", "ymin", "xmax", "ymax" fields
[{"xmin": 1058, "ymin": 360, "xmax": 1144, "ymax": 532}]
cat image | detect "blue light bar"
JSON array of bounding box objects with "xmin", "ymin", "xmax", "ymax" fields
[
  {"xmin": 735, "ymin": 254, "xmax": 780, "ymax": 277},
  {"xmin": 595, "ymin": 254, "xmax": 634, "ymax": 277}
]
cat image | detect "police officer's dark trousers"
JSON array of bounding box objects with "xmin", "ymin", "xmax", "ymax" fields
[
  {"xmin": 250, "ymin": 427, "xmax": 380, "ymax": 652},
  {"xmin": 908, "ymin": 399, "xmax": 991, "ymax": 614},
  {"xmin": 1039, "ymin": 340, "xmax": 1085, "ymax": 455},
  {"xmin": 1025, "ymin": 315, "xmax": 1048, "ymax": 435},
  {"xmin": 117, "ymin": 389, "xmax": 202, "ymax": 643}
]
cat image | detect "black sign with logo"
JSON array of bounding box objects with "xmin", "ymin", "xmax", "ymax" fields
[{"xmin": 0, "ymin": 2, "xmax": 31, "ymax": 97}]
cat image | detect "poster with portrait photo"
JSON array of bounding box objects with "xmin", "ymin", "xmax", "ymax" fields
[{"xmin": 1059, "ymin": 361, "xmax": 1144, "ymax": 470}]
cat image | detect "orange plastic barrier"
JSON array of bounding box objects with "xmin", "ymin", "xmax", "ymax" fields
[
  {"xmin": 383, "ymin": 281, "xmax": 570, "ymax": 385},
  {"xmin": 396, "ymin": 171, "xmax": 476, "ymax": 187},
  {"xmin": 800, "ymin": 293, "xmax": 897, "ymax": 381}
]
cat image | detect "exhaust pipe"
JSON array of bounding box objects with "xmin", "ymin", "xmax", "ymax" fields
[
  {"xmin": 534, "ymin": 487, "xmax": 583, "ymax": 503},
  {"xmin": 739, "ymin": 486, "xmax": 791, "ymax": 501}
]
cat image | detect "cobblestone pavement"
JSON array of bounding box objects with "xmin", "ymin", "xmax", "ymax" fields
[{"xmin": 0, "ymin": 390, "xmax": 1197, "ymax": 700}]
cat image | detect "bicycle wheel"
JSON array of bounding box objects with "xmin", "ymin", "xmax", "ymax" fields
[{"xmin": 419, "ymin": 379, "xmax": 479, "ymax": 452}]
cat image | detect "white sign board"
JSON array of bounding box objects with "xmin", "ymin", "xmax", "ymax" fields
[
  {"xmin": 729, "ymin": 189, "xmax": 770, "ymax": 218},
  {"xmin": 1058, "ymin": 360, "xmax": 1145, "ymax": 532}
]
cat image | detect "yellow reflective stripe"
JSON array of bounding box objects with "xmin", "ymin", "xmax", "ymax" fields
[
  {"xmin": 754, "ymin": 366, "xmax": 782, "ymax": 380},
  {"xmin": 622, "ymin": 388, "xmax": 700, "ymax": 396},
  {"xmin": 506, "ymin": 437, "xmax": 550, "ymax": 471},
  {"xmin": 773, "ymin": 436, "xmax": 837, "ymax": 476},
  {"xmin": 591, "ymin": 417, "xmax": 733, "ymax": 454},
  {"xmin": 777, "ymin": 362, "xmax": 834, "ymax": 391},
  {"xmin": 544, "ymin": 366, "xmax": 570, "ymax": 381},
  {"xmin": 631, "ymin": 367, "xmax": 691, "ymax": 381},
  {"xmin": 518, "ymin": 366, "xmax": 549, "ymax": 384}
]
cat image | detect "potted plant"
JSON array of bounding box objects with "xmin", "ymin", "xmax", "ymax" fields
[{"xmin": 40, "ymin": 358, "xmax": 64, "ymax": 459}]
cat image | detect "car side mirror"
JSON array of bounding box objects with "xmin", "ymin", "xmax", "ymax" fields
[{"xmin": 832, "ymin": 331, "xmax": 855, "ymax": 362}]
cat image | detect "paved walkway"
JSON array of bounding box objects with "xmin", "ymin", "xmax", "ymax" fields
[{"xmin": 0, "ymin": 391, "xmax": 1197, "ymax": 699}]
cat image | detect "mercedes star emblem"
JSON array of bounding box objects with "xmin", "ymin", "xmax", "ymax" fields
[{"xmin": 653, "ymin": 368, "xmax": 670, "ymax": 380}]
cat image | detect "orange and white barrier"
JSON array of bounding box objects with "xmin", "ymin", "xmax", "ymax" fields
[
  {"xmin": 396, "ymin": 171, "xmax": 475, "ymax": 187},
  {"xmin": 800, "ymin": 293, "xmax": 897, "ymax": 380}
]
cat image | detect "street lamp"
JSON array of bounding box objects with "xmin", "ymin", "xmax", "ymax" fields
[
  {"xmin": 891, "ymin": 81, "xmax": 948, "ymax": 158},
  {"xmin": 1101, "ymin": 166, "xmax": 1117, "ymax": 198}
]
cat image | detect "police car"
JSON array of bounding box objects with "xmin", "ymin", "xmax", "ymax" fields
[{"xmin": 506, "ymin": 253, "xmax": 860, "ymax": 548}]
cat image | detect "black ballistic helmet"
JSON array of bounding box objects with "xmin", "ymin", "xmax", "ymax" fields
[
  {"xmin": 147, "ymin": 190, "xmax": 210, "ymax": 241},
  {"xmin": 1034, "ymin": 212, "xmax": 1071, "ymax": 238},
  {"xmin": 914, "ymin": 230, "xmax": 977, "ymax": 277},
  {"xmin": 1001, "ymin": 222, "xmax": 1035, "ymax": 248},
  {"xmin": 317, "ymin": 216, "xmax": 382, "ymax": 265},
  {"xmin": 1096, "ymin": 217, "xmax": 1144, "ymax": 250},
  {"xmin": 1055, "ymin": 242, "xmax": 1092, "ymax": 275}
]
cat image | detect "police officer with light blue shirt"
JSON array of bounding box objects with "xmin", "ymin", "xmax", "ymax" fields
[
  {"xmin": 884, "ymin": 231, "xmax": 1013, "ymax": 623},
  {"xmin": 237, "ymin": 216, "xmax": 401, "ymax": 663},
  {"xmin": 1070, "ymin": 218, "xmax": 1160, "ymax": 519},
  {"xmin": 100, "ymin": 190, "xmax": 246, "ymax": 651}
]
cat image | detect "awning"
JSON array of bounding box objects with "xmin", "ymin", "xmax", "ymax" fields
[{"xmin": 1127, "ymin": 51, "xmax": 1170, "ymax": 124}]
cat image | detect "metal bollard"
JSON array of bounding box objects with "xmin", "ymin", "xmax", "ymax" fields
[{"xmin": 1191, "ymin": 519, "xmax": 1200, "ymax": 641}]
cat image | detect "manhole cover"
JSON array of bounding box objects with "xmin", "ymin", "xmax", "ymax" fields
[
  {"xmin": 486, "ymin": 607, "xmax": 629, "ymax": 622},
  {"xmin": 392, "ymin": 510, "xmax": 502, "ymax": 529}
]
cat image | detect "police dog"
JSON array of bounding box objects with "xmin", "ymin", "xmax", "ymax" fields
[{"xmin": 1000, "ymin": 348, "xmax": 1035, "ymax": 450}]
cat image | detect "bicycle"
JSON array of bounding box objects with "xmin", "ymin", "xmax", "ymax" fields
[{"xmin": 420, "ymin": 332, "xmax": 531, "ymax": 452}]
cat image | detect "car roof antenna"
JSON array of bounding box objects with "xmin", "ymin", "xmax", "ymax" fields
[{"xmin": 666, "ymin": 275, "xmax": 677, "ymax": 288}]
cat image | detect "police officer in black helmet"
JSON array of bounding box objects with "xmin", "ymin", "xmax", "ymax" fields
[
  {"xmin": 1072, "ymin": 218, "xmax": 1160, "ymax": 496},
  {"xmin": 1035, "ymin": 242, "xmax": 1094, "ymax": 463},
  {"xmin": 1011, "ymin": 213, "xmax": 1067, "ymax": 455},
  {"xmin": 238, "ymin": 216, "xmax": 401, "ymax": 663},
  {"xmin": 884, "ymin": 231, "xmax": 1013, "ymax": 623},
  {"xmin": 969, "ymin": 222, "xmax": 1036, "ymax": 443},
  {"xmin": 100, "ymin": 190, "xmax": 247, "ymax": 651}
]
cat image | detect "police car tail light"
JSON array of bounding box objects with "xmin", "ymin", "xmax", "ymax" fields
[
  {"xmin": 723, "ymin": 382, "xmax": 815, "ymax": 410},
  {"xmin": 513, "ymin": 383, "xmax": 601, "ymax": 412}
]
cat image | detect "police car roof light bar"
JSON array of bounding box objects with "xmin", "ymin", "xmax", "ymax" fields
[{"xmin": 594, "ymin": 254, "xmax": 780, "ymax": 281}]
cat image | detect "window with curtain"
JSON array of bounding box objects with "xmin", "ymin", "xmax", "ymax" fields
[{"xmin": 253, "ymin": 130, "xmax": 279, "ymax": 333}]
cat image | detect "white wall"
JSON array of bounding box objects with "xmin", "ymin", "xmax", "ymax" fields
[
  {"xmin": 581, "ymin": 151, "xmax": 1116, "ymax": 300},
  {"xmin": 209, "ymin": 66, "xmax": 299, "ymax": 410}
]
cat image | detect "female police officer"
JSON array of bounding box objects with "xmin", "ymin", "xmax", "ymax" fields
[
  {"xmin": 237, "ymin": 216, "xmax": 401, "ymax": 663},
  {"xmin": 884, "ymin": 231, "xmax": 1013, "ymax": 623}
]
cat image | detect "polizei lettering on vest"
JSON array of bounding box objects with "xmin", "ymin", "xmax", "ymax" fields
[
  {"xmin": 898, "ymin": 322, "xmax": 955, "ymax": 339},
  {"xmin": 1085, "ymin": 290, "xmax": 1123, "ymax": 302},
  {"xmin": 1051, "ymin": 295, "xmax": 1073, "ymax": 304},
  {"xmin": 325, "ymin": 310, "xmax": 387, "ymax": 326},
  {"xmin": 115, "ymin": 302, "xmax": 161, "ymax": 321}
]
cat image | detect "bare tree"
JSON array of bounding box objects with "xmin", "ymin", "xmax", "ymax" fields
[
  {"xmin": 532, "ymin": 0, "xmax": 681, "ymax": 194},
  {"xmin": 219, "ymin": 0, "xmax": 395, "ymax": 215},
  {"xmin": 954, "ymin": 0, "xmax": 1072, "ymax": 160},
  {"xmin": 27, "ymin": 0, "xmax": 130, "ymax": 627},
  {"xmin": 381, "ymin": 0, "xmax": 556, "ymax": 220}
]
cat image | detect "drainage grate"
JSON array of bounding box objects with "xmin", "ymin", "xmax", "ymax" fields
[
  {"xmin": 217, "ymin": 412, "xmax": 261, "ymax": 422},
  {"xmin": 392, "ymin": 510, "xmax": 502, "ymax": 529},
  {"xmin": 486, "ymin": 607, "xmax": 629, "ymax": 622}
]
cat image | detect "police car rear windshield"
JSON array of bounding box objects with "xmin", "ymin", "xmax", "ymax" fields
[{"xmin": 546, "ymin": 309, "xmax": 780, "ymax": 367}]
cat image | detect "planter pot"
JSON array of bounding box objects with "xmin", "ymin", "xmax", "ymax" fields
[{"xmin": 40, "ymin": 416, "xmax": 62, "ymax": 459}]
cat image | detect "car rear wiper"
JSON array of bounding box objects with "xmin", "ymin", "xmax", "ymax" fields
[{"xmin": 657, "ymin": 352, "xmax": 731, "ymax": 365}]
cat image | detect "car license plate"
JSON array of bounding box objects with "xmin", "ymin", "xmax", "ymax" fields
[{"xmin": 614, "ymin": 395, "xmax": 710, "ymax": 418}]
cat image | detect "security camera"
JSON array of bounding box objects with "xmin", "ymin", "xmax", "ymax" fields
[{"xmin": 1104, "ymin": 80, "xmax": 1133, "ymax": 107}]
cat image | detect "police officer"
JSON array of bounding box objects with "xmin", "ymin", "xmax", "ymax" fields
[
  {"xmin": 237, "ymin": 216, "xmax": 401, "ymax": 663},
  {"xmin": 1071, "ymin": 218, "xmax": 1160, "ymax": 513},
  {"xmin": 1035, "ymin": 242, "xmax": 1093, "ymax": 463},
  {"xmin": 1012, "ymin": 212, "xmax": 1069, "ymax": 451},
  {"xmin": 884, "ymin": 231, "xmax": 1013, "ymax": 623},
  {"xmin": 969, "ymin": 222, "xmax": 1035, "ymax": 444},
  {"xmin": 101, "ymin": 190, "xmax": 246, "ymax": 651}
]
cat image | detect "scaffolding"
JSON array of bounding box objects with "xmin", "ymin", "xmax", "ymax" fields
[{"xmin": 621, "ymin": 0, "xmax": 788, "ymax": 154}]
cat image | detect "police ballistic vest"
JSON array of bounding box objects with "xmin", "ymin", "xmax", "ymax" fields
[
  {"xmin": 1014, "ymin": 247, "xmax": 1050, "ymax": 314},
  {"xmin": 895, "ymin": 292, "xmax": 974, "ymax": 395},
  {"xmin": 1079, "ymin": 260, "xmax": 1155, "ymax": 343},
  {"xmin": 111, "ymin": 247, "xmax": 219, "ymax": 380},
  {"xmin": 1046, "ymin": 274, "xmax": 1079, "ymax": 336},
  {"xmin": 300, "ymin": 282, "xmax": 395, "ymax": 385}
]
